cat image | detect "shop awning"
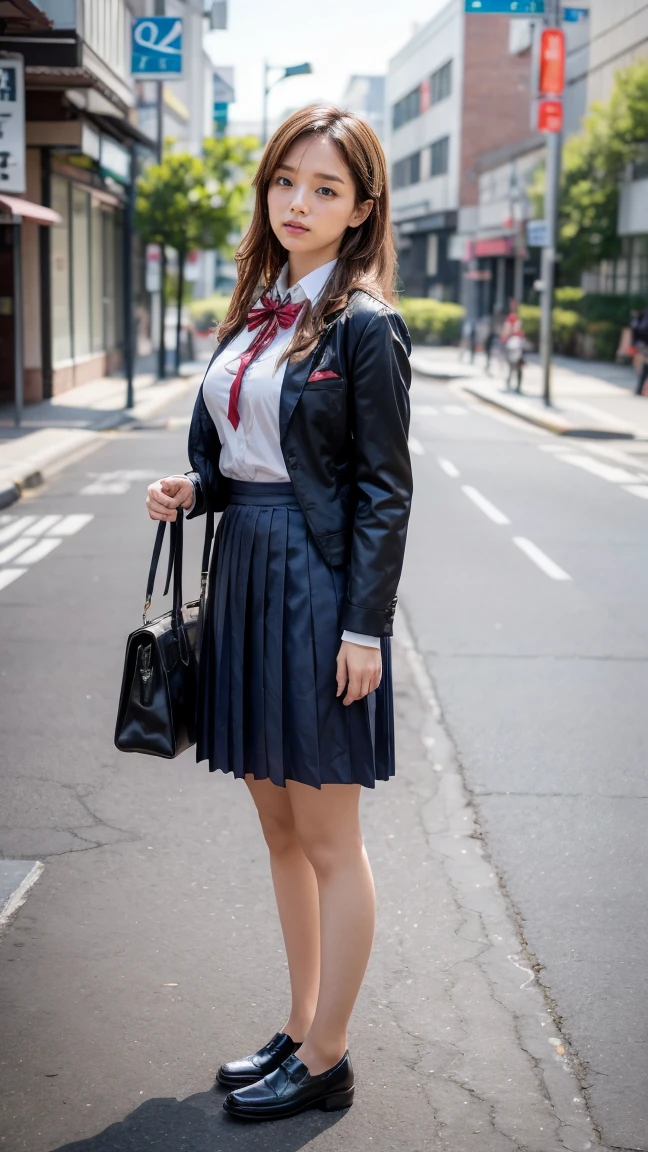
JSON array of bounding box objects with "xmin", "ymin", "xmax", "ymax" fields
[{"xmin": 0, "ymin": 195, "xmax": 62, "ymax": 225}]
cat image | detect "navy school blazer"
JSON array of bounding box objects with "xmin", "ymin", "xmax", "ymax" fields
[{"xmin": 186, "ymin": 289, "xmax": 413, "ymax": 638}]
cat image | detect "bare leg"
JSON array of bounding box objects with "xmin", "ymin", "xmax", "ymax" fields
[
  {"xmin": 245, "ymin": 775, "xmax": 320, "ymax": 1042},
  {"xmin": 286, "ymin": 781, "xmax": 376, "ymax": 1075}
]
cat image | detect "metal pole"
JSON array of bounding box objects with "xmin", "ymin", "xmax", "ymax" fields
[
  {"xmin": 539, "ymin": 0, "xmax": 562, "ymax": 408},
  {"xmin": 155, "ymin": 0, "xmax": 164, "ymax": 163},
  {"xmin": 124, "ymin": 146, "xmax": 135, "ymax": 410},
  {"xmin": 13, "ymin": 220, "xmax": 23, "ymax": 428}
]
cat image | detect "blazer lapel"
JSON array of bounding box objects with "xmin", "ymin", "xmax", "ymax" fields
[{"xmin": 279, "ymin": 352, "xmax": 316, "ymax": 444}]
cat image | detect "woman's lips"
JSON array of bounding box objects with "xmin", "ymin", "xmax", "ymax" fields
[{"xmin": 283, "ymin": 221, "xmax": 309, "ymax": 235}]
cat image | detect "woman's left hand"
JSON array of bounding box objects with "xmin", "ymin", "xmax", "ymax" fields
[{"xmin": 336, "ymin": 641, "xmax": 382, "ymax": 706}]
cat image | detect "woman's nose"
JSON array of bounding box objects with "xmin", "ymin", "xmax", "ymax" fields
[{"xmin": 289, "ymin": 186, "xmax": 308, "ymax": 213}]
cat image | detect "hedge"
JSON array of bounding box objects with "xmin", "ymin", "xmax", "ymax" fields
[
  {"xmin": 188, "ymin": 293, "xmax": 233, "ymax": 333},
  {"xmin": 518, "ymin": 305, "xmax": 583, "ymax": 355},
  {"xmin": 188, "ymin": 292, "xmax": 466, "ymax": 345}
]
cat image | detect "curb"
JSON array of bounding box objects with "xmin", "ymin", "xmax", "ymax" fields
[
  {"xmin": 0, "ymin": 375, "xmax": 199, "ymax": 511},
  {"xmin": 462, "ymin": 382, "xmax": 636, "ymax": 440}
]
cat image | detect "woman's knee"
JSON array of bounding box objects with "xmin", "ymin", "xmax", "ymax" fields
[
  {"xmin": 296, "ymin": 828, "xmax": 364, "ymax": 879},
  {"xmin": 245, "ymin": 776, "xmax": 299, "ymax": 856}
]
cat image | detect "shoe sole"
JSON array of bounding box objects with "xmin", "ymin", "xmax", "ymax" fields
[{"xmin": 223, "ymin": 1084, "xmax": 354, "ymax": 1120}]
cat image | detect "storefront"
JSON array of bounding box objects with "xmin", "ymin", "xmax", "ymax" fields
[{"xmin": 394, "ymin": 211, "xmax": 459, "ymax": 300}]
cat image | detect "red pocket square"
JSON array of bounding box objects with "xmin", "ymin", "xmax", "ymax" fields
[{"xmin": 307, "ymin": 369, "xmax": 342, "ymax": 382}]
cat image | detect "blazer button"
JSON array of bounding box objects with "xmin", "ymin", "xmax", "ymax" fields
[{"xmin": 290, "ymin": 460, "xmax": 299, "ymax": 471}]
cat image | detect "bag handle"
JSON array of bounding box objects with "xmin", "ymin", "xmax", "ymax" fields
[{"xmin": 143, "ymin": 508, "xmax": 214, "ymax": 625}]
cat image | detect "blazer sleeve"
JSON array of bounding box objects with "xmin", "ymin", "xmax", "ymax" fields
[
  {"xmin": 185, "ymin": 383, "xmax": 223, "ymax": 519},
  {"xmin": 341, "ymin": 308, "xmax": 413, "ymax": 637}
]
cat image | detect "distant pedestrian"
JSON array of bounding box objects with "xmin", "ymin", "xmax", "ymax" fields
[
  {"xmin": 146, "ymin": 106, "xmax": 412, "ymax": 1122},
  {"xmin": 501, "ymin": 299, "xmax": 525, "ymax": 392},
  {"xmin": 630, "ymin": 307, "xmax": 648, "ymax": 395}
]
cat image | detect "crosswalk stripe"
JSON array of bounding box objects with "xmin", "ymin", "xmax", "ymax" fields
[
  {"xmin": 0, "ymin": 568, "xmax": 27, "ymax": 592},
  {"xmin": 624, "ymin": 485, "xmax": 648, "ymax": 500},
  {"xmin": 51, "ymin": 514, "xmax": 94, "ymax": 536},
  {"xmin": 0, "ymin": 537, "xmax": 35, "ymax": 564},
  {"xmin": 27, "ymin": 515, "xmax": 62, "ymax": 537},
  {"xmin": 19, "ymin": 538, "xmax": 62, "ymax": 564},
  {"xmin": 0, "ymin": 516, "xmax": 36, "ymax": 544}
]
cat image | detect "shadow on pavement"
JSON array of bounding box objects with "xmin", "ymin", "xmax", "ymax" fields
[{"xmin": 48, "ymin": 1087, "xmax": 346, "ymax": 1151}]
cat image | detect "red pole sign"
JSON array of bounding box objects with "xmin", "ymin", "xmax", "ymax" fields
[
  {"xmin": 538, "ymin": 98, "xmax": 563, "ymax": 133},
  {"xmin": 539, "ymin": 28, "xmax": 565, "ymax": 95}
]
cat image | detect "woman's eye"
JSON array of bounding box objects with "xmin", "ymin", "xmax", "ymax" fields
[
  {"xmin": 317, "ymin": 186, "xmax": 336, "ymax": 197},
  {"xmin": 276, "ymin": 176, "xmax": 292, "ymax": 187}
]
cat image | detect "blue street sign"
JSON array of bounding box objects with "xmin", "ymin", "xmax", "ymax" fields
[
  {"xmin": 213, "ymin": 101, "xmax": 228, "ymax": 136},
  {"xmin": 131, "ymin": 16, "xmax": 183, "ymax": 78},
  {"xmin": 465, "ymin": 1, "xmax": 544, "ymax": 12},
  {"xmin": 527, "ymin": 219, "xmax": 548, "ymax": 247},
  {"xmin": 563, "ymin": 7, "xmax": 589, "ymax": 20}
]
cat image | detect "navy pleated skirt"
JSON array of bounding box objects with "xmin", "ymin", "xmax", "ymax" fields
[{"xmin": 195, "ymin": 480, "xmax": 395, "ymax": 789}]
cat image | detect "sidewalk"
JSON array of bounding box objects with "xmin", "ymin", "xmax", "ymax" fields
[
  {"xmin": 412, "ymin": 345, "xmax": 648, "ymax": 439},
  {"xmin": 0, "ymin": 365, "xmax": 203, "ymax": 509}
]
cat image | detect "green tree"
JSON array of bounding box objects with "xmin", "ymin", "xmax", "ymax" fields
[
  {"xmin": 135, "ymin": 137, "xmax": 257, "ymax": 375},
  {"xmin": 530, "ymin": 61, "xmax": 648, "ymax": 282}
]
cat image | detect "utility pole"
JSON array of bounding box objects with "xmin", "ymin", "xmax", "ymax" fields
[
  {"xmin": 538, "ymin": 0, "xmax": 564, "ymax": 408},
  {"xmin": 155, "ymin": 0, "xmax": 166, "ymax": 380}
]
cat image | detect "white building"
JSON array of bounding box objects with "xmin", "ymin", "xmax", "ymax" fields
[{"xmin": 386, "ymin": 0, "xmax": 463, "ymax": 299}]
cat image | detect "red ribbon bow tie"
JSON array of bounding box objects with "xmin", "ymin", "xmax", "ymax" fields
[{"xmin": 227, "ymin": 293, "xmax": 305, "ymax": 429}]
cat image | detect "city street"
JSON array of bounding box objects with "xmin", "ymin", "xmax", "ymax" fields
[{"xmin": 1, "ymin": 371, "xmax": 645, "ymax": 1151}]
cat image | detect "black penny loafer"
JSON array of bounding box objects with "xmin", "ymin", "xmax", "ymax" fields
[
  {"xmin": 222, "ymin": 1050, "xmax": 354, "ymax": 1120},
  {"xmin": 216, "ymin": 1032, "xmax": 302, "ymax": 1088}
]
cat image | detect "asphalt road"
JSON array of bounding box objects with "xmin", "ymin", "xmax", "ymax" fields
[
  {"xmin": 0, "ymin": 373, "xmax": 645, "ymax": 1152},
  {"xmin": 402, "ymin": 376, "xmax": 648, "ymax": 1152}
]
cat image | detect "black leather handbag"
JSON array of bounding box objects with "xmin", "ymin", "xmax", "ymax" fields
[{"xmin": 114, "ymin": 509, "xmax": 214, "ymax": 759}]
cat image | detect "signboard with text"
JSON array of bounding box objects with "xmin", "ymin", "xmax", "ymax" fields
[
  {"xmin": 0, "ymin": 59, "xmax": 25, "ymax": 194},
  {"xmin": 465, "ymin": 1, "xmax": 545, "ymax": 13},
  {"xmin": 538, "ymin": 98, "xmax": 563, "ymax": 132},
  {"xmin": 131, "ymin": 17, "xmax": 183, "ymax": 78},
  {"xmin": 527, "ymin": 219, "xmax": 548, "ymax": 247}
]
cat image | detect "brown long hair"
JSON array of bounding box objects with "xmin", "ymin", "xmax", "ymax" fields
[{"xmin": 217, "ymin": 104, "xmax": 398, "ymax": 364}]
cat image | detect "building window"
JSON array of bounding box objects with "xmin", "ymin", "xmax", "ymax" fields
[
  {"xmin": 392, "ymin": 151, "xmax": 421, "ymax": 190},
  {"xmin": 430, "ymin": 136, "xmax": 449, "ymax": 177},
  {"xmin": 51, "ymin": 176, "xmax": 72, "ymax": 366},
  {"xmin": 392, "ymin": 86, "xmax": 421, "ymax": 130},
  {"xmin": 72, "ymin": 186, "xmax": 91, "ymax": 359},
  {"xmin": 430, "ymin": 60, "xmax": 452, "ymax": 105}
]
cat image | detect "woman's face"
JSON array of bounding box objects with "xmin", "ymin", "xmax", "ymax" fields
[{"xmin": 267, "ymin": 134, "xmax": 372, "ymax": 263}]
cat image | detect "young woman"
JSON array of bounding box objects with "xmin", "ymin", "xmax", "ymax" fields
[{"xmin": 146, "ymin": 104, "xmax": 412, "ymax": 1121}]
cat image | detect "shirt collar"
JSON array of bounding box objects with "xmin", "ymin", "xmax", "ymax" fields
[{"xmin": 274, "ymin": 258, "xmax": 338, "ymax": 306}]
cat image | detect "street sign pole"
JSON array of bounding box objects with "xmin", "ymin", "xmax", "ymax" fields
[{"xmin": 539, "ymin": 0, "xmax": 563, "ymax": 408}]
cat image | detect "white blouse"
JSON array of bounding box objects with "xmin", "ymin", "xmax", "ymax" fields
[{"xmin": 196, "ymin": 258, "xmax": 380, "ymax": 650}]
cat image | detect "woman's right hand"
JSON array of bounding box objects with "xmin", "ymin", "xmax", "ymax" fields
[{"xmin": 146, "ymin": 475, "xmax": 195, "ymax": 522}]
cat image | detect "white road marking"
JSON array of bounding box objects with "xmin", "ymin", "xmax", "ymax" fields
[
  {"xmin": 624, "ymin": 485, "xmax": 648, "ymax": 500},
  {"xmin": 27, "ymin": 515, "xmax": 61, "ymax": 537},
  {"xmin": 443, "ymin": 404, "xmax": 467, "ymax": 415},
  {"xmin": 438, "ymin": 457, "xmax": 460, "ymax": 478},
  {"xmin": 513, "ymin": 537, "xmax": 572, "ymax": 581},
  {"xmin": 51, "ymin": 514, "xmax": 94, "ymax": 536},
  {"xmin": 0, "ymin": 513, "xmax": 94, "ymax": 594},
  {"xmin": 462, "ymin": 486, "xmax": 511, "ymax": 525},
  {"xmin": 411, "ymin": 404, "xmax": 438, "ymax": 416},
  {"xmin": 0, "ymin": 536, "xmax": 36, "ymax": 564},
  {"xmin": 81, "ymin": 469, "xmax": 156, "ymax": 496},
  {"xmin": 19, "ymin": 538, "xmax": 62, "ymax": 564},
  {"xmin": 539, "ymin": 443, "xmax": 572, "ymax": 453},
  {"xmin": 559, "ymin": 454, "xmax": 639, "ymax": 485},
  {"xmin": 409, "ymin": 437, "xmax": 425, "ymax": 455},
  {"xmin": 0, "ymin": 516, "xmax": 36, "ymax": 544},
  {"xmin": 0, "ymin": 567, "xmax": 27, "ymax": 592}
]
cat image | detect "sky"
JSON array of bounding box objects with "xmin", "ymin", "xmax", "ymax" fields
[{"xmin": 204, "ymin": 0, "xmax": 447, "ymax": 129}]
